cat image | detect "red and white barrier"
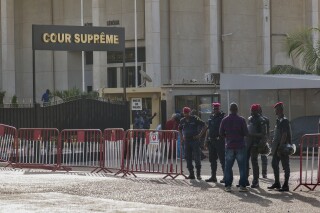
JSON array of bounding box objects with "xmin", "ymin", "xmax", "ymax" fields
[
  {"xmin": 0, "ymin": 124, "xmax": 17, "ymax": 166},
  {"xmin": 15, "ymin": 128, "xmax": 59, "ymax": 170},
  {"xmin": 121, "ymin": 130, "xmax": 185, "ymax": 179},
  {"xmin": 294, "ymin": 134, "xmax": 320, "ymax": 191},
  {"xmin": 95, "ymin": 128, "xmax": 125, "ymax": 173},
  {"xmin": 58, "ymin": 129, "xmax": 102, "ymax": 172}
]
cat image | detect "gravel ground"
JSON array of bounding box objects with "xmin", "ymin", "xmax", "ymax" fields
[{"xmin": 0, "ymin": 167, "xmax": 319, "ymax": 213}]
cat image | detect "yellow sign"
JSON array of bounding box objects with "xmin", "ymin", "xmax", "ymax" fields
[{"xmin": 42, "ymin": 33, "xmax": 119, "ymax": 45}]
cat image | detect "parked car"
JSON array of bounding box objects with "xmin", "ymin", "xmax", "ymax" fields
[{"xmin": 290, "ymin": 116, "xmax": 320, "ymax": 154}]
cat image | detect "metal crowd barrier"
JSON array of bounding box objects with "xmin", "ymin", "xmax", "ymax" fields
[
  {"xmin": 15, "ymin": 128, "xmax": 59, "ymax": 170},
  {"xmin": 58, "ymin": 129, "xmax": 102, "ymax": 172},
  {"xmin": 120, "ymin": 129, "xmax": 185, "ymax": 179},
  {"xmin": 294, "ymin": 134, "xmax": 320, "ymax": 191},
  {"xmin": 95, "ymin": 128, "xmax": 125, "ymax": 174},
  {"xmin": 0, "ymin": 124, "xmax": 17, "ymax": 166}
]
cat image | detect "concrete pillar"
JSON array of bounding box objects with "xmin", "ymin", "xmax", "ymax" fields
[
  {"xmin": 204, "ymin": 0, "xmax": 221, "ymax": 74},
  {"xmin": 145, "ymin": 0, "xmax": 161, "ymax": 87},
  {"xmin": 92, "ymin": 0, "xmax": 107, "ymax": 90},
  {"xmin": 260, "ymin": 0, "xmax": 271, "ymax": 72},
  {"xmin": 1, "ymin": 0, "xmax": 15, "ymax": 98},
  {"xmin": 311, "ymin": 0, "xmax": 318, "ymax": 46}
]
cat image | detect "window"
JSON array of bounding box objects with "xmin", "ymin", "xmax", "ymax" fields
[
  {"xmin": 107, "ymin": 47, "xmax": 146, "ymax": 64},
  {"xmin": 85, "ymin": 52, "xmax": 93, "ymax": 65},
  {"xmin": 120, "ymin": 66, "xmax": 142, "ymax": 88},
  {"xmin": 175, "ymin": 95, "xmax": 221, "ymax": 120},
  {"xmin": 107, "ymin": 68, "xmax": 117, "ymax": 88}
]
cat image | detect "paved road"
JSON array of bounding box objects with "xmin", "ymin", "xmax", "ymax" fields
[
  {"xmin": 0, "ymin": 166, "xmax": 319, "ymax": 213},
  {"xmin": 0, "ymin": 155, "xmax": 317, "ymax": 213},
  {"xmin": 199, "ymin": 152, "xmax": 301, "ymax": 178}
]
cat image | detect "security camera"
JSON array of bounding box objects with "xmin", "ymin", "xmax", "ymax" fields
[{"xmin": 190, "ymin": 79, "xmax": 197, "ymax": 83}]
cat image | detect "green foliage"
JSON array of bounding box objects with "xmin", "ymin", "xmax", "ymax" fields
[
  {"xmin": 11, "ymin": 95, "xmax": 18, "ymax": 108},
  {"xmin": 0, "ymin": 91, "xmax": 5, "ymax": 107},
  {"xmin": 287, "ymin": 28, "xmax": 320, "ymax": 74},
  {"xmin": 52, "ymin": 88, "xmax": 99, "ymax": 102},
  {"xmin": 266, "ymin": 65, "xmax": 311, "ymax": 75},
  {"xmin": 52, "ymin": 88, "xmax": 82, "ymax": 101},
  {"xmin": 268, "ymin": 28, "xmax": 320, "ymax": 75}
]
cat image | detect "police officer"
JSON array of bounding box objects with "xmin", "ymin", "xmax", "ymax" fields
[
  {"xmin": 257, "ymin": 104, "xmax": 269, "ymax": 178},
  {"xmin": 205, "ymin": 103, "xmax": 225, "ymax": 183},
  {"xmin": 247, "ymin": 104, "xmax": 267, "ymax": 188},
  {"xmin": 179, "ymin": 107, "xmax": 207, "ymax": 180},
  {"xmin": 267, "ymin": 102, "xmax": 291, "ymax": 191}
]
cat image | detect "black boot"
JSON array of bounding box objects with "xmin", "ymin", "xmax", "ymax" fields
[
  {"xmin": 196, "ymin": 170, "xmax": 202, "ymax": 180},
  {"xmin": 187, "ymin": 171, "xmax": 195, "ymax": 179},
  {"xmin": 251, "ymin": 179, "xmax": 259, "ymax": 188},
  {"xmin": 279, "ymin": 181, "xmax": 289, "ymax": 192},
  {"xmin": 267, "ymin": 182, "xmax": 281, "ymax": 189},
  {"xmin": 205, "ymin": 176, "xmax": 217, "ymax": 182}
]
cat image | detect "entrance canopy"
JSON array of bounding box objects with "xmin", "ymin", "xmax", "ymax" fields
[{"xmin": 220, "ymin": 74, "xmax": 320, "ymax": 90}]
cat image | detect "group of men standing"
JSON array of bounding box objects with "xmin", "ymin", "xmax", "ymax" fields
[{"xmin": 178, "ymin": 101, "xmax": 292, "ymax": 192}]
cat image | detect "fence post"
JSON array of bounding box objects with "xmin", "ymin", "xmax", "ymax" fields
[
  {"xmin": 161, "ymin": 100, "xmax": 167, "ymax": 130},
  {"xmin": 34, "ymin": 103, "xmax": 41, "ymax": 128}
]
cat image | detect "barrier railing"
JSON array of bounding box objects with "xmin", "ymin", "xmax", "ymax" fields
[
  {"xmin": 0, "ymin": 124, "xmax": 17, "ymax": 166},
  {"xmin": 294, "ymin": 134, "xmax": 320, "ymax": 191},
  {"xmin": 15, "ymin": 128, "xmax": 59, "ymax": 170},
  {"xmin": 58, "ymin": 129, "xmax": 102, "ymax": 172},
  {"xmin": 96, "ymin": 128, "xmax": 125, "ymax": 174},
  {"xmin": 120, "ymin": 129, "xmax": 185, "ymax": 179},
  {"xmin": 1, "ymin": 123, "xmax": 186, "ymax": 179}
]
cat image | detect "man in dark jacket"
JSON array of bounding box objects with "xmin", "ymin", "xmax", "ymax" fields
[
  {"xmin": 179, "ymin": 107, "xmax": 207, "ymax": 180},
  {"xmin": 267, "ymin": 102, "xmax": 291, "ymax": 191},
  {"xmin": 246, "ymin": 104, "xmax": 267, "ymax": 188},
  {"xmin": 205, "ymin": 103, "xmax": 225, "ymax": 183}
]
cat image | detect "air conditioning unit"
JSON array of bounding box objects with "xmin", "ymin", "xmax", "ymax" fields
[{"xmin": 204, "ymin": 73, "xmax": 220, "ymax": 85}]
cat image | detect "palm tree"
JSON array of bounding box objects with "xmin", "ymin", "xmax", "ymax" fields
[{"xmin": 267, "ymin": 28, "xmax": 320, "ymax": 75}]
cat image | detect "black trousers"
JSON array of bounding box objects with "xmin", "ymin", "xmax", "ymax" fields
[
  {"xmin": 208, "ymin": 138, "xmax": 225, "ymax": 177},
  {"xmin": 272, "ymin": 153, "xmax": 290, "ymax": 184}
]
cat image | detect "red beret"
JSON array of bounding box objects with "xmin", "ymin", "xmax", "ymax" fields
[
  {"xmin": 183, "ymin": 107, "xmax": 191, "ymax": 114},
  {"xmin": 212, "ymin": 102, "xmax": 221, "ymax": 108},
  {"xmin": 251, "ymin": 104, "xmax": 259, "ymax": 111},
  {"xmin": 274, "ymin": 102, "xmax": 284, "ymax": 108}
]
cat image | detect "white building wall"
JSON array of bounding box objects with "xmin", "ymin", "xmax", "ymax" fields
[
  {"xmin": 169, "ymin": 0, "xmax": 205, "ymax": 84},
  {"xmin": 0, "ymin": 0, "xmax": 317, "ymax": 103},
  {"xmin": 271, "ymin": 0, "xmax": 306, "ymax": 67},
  {"xmin": 1, "ymin": 0, "xmax": 15, "ymax": 102},
  {"xmin": 222, "ymin": 0, "xmax": 258, "ymax": 74}
]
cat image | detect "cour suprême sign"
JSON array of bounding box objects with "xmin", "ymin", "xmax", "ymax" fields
[
  {"xmin": 32, "ymin": 25, "xmax": 125, "ymax": 51},
  {"xmin": 32, "ymin": 25, "xmax": 126, "ymax": 104}
]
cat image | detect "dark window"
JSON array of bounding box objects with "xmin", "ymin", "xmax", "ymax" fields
[
  {"xmin": 175, "ymin": 95, "xmax": 220, "ymax": 120},
  {"xmin": 120, "ymin": 66, "xmax": 142, "ymax": 88},
  {"xmin": 87, "ymin": 86, "xmax": 92, "ymax": 92},
  {"xmin": 107, "ymin": 68, "xmax": 117, "ymax": 88},
  {"xmin": 85, "ymin": 51, "xmax": 93, "ymax": 65},
  {"xmin": 107, "ymin": 47, "xmax": 146, "ymax": 64}
]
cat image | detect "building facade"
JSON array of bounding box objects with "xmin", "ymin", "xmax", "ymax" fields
[{"xmin": 0, "ymin": 0, "xmax": 320, "ymax": 128}]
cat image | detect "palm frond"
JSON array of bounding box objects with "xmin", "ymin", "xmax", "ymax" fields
[
  {"xmin": 286, "ymin": 28, "xmax": 320, "ymax": 73},
  {"xmin": 266, "ymin": 65, "xmax": 312, "ymax": 75}
]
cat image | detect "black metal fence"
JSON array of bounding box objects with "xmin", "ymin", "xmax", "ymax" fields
[{"xmin": 0, "ymin": 97, "xmax": 130, "ymax": 130}]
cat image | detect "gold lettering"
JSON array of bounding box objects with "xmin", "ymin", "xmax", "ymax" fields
[
  {"xmin": 100, "ymin": 33, "xmax": 105, "ymax": 43},
  {"xmin": 106, "ymin": 35, "xmax": 113, "ymax": 44},
  {"xmin": 57, "ymin": 33, "xmax": 64, "ymax": 43},
  {"xmin": 42, "ymin": 33, "xmax": 50, "ymax": 43},
  {"xmin": 74, "ymin": 34, "xmax": 80, "ymax": 43},
  {"xmin": 81, "ymin": 34, "xmax": 87, "ymax": 43},
  {"xmin": 114, "ymin": 35, "xmax": 119, "ymax": 44},
  {"xmin": 65, "ymin": 34, "xmax": 71, "ymax": 43},
  {"xmin": 87, "ymin": 34, "xmax": 93, "ymax": 43},
  {"xmin": 50, "ymin": 33, "xmax": 57, "ymax": 43},
  {"xmin": 93, "ymin": 34, "xmax": 99, "ymax": 44}
]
